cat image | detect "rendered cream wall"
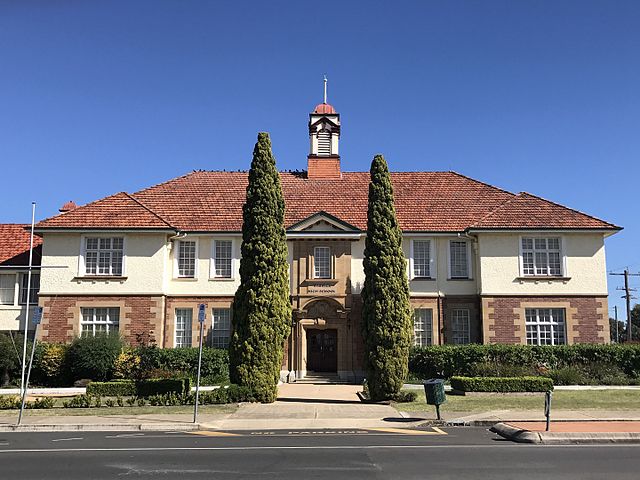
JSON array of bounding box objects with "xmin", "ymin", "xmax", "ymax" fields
[
  {"xmin": 0, "ymin": 306, "xmax": 35, "ymax": 331},
  {"xmin": 40, "ymin": 233, "xmax": 167, "ymax": 295},
  {"xmin": 350, "ymin": 236, "xmax": 478, "ymax": 296},
  {"xmin": 477, "ymin": 232, "xmax": 608, "ymax": 295},
  {"xmin": 166, "ymin": 235, "xmax": 241, "ymax": 296}
]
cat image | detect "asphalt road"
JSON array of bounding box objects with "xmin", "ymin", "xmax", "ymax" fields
[{"xmin": 1, "ymin": 427, "xmax": 639, "ymax": 479}]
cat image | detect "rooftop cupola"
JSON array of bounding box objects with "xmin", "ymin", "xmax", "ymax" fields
[{"xmin": 308, "ymin": 76, "xmax": 341, "ymax": 179}]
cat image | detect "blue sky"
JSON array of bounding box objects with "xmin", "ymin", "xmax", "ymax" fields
[{"xmin": 1, "ymin": 1, "xmax": 638, "ymax": 316}]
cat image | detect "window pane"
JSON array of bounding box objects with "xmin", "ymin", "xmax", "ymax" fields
[
  {"xmin": 84, "ymin": 237, "xmax": 124, "ymax": 276},
  {"xmin": 525, "ymin": 308, "xmax": 566, "ymax": 346},
  {"xmin": 0, "ymin": 274, "xmax": 15, "ymax": 305},
  {"xmin": 522, "ymin": 237, "xmax": 562, "ymax": 277},
  {"xmin": 80, "ymin": 307, "xmax": 120, "ymax": 337},
  {"xmin": 211, "ymin": 308, "xmax": 231, "ymax": 348},
  {"xmin": 175, "ymin": 308, "xmax": 193, "ymax": 348},
  {"xmin": 413, "ymin": 240, "xmax": 431, "ymax": 278},
  {"xmin": 20, "ymin": 273, "xmax": 40, "ymax": 305},
  {"xmin": 413, "ymin": 309, "xmax": 433, "ymax": 347},
  {"xmin": 214, "ymin": 241, "xmax": 233, "ymax": 278},
  {"xmin": 314, "ymin": 247, "xmax": 331, "ymax": 279},
  {"xmin": 449, "ymin": 241, "xmax": 468, "ymax": 278},
  {"xmin": 451, "ymin": 309, "xmax": 470, "ymax": 344},
  {"xmin": 178, "ymin": 241, "xmax": 196, "ymax": 277}
]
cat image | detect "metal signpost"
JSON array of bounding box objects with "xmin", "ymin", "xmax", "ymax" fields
[
  {"xmin": 193, "ymin": 304, "xmax": 206, "ymax": 423},
  {"xmin": 544, "ymin": 390, "xmax": 553, "ymax": 432},
  {"xmin": 17, "ymin": 306, "xmax": 42, "ymax": 425}
]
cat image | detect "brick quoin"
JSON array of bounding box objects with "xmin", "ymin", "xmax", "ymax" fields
[{"xmin": 485, "ymin": 296, "xmax": 608, "ymax": 344}]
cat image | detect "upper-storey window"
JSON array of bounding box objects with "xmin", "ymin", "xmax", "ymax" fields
[
  {"xmin": 449, "ymin": 240, "xmax": 470, "ymax": 279},
  {"xmin": 317, "ymin": 129, "xmax": 331, "ymax": 155},
  {"xmin": 84, "ymin": 237, "xmax": 124, "ymax": 276},
  {"xmin": 521, "ymin": 237, "xmax": 563, "ymax": 276},
  {"xmin": 0, "ymin": 274, "xmax": 16, "ymax": 305},
  {"xmin": 313, "ymin": 246, "xmax": 331, "ymax": 279},
  {"xmin": 19, "ymin": 273, "xmax": 40, "ymax": 305},
  {"xmin": 212, "ymin": 240, "xmax": 233, "ymax": 279},
  {"xmin": 412, "ymin": 240, "xmax": 433, "ymax": 279},
  {"xmin": 177, "ymin": 240, "xmax": 197, "ymax": 278}
]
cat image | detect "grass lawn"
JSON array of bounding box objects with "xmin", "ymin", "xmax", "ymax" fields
[
  {"xmin": 0, "ymin": 401, "xmax": 238, "ymax": 417},
  {"xmin": 395, "ymin": 390, "xmax": 640, "ymax": 413}
]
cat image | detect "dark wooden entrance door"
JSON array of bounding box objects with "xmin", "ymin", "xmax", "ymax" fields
[{"xmin": 306, "ymin": 329, "xmax": 337, "ymax": 372}]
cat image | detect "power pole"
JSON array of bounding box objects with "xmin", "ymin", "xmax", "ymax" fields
[
  {"xmin": 610, "ymin": 269, "xmax": 639, "ymax": 342},
  {"xmin": 614, "ymin": 305, "xmax": 619, "ymax": 343}
]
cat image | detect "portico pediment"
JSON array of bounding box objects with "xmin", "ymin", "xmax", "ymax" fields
[{"xmin": 287, "ymin": 211, "xmax": 361, "ymax": 234}]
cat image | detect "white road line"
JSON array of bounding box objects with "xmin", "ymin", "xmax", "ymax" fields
[
  {"xmin": 51, "ymin": 437, "xmax": 84, "ymax": 442},
  {"xmin": 104, "ymin": 433, "xmax": 145, "ymax": 438},
  {"xmin": 0, "ymin": 444, "xmax": 639, "ymax": 454}
]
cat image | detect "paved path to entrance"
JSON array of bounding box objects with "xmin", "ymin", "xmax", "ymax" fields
[{"xmin": 200, "ymin": 383, "xmax": 416, "ymax": 431}]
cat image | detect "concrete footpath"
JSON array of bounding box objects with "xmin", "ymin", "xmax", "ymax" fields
[{"xmin": 2, "ymin": 383, "xmax": 640, "ymax": 443}]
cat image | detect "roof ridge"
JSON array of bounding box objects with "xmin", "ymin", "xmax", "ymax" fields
[
  {"xmin": 517, "ymin": 191, "xmax": 621, "ymax": 230},
  {"xmin": 36, "ymin": 192, "xmax": 130, "ymax": 226},
  {"xmin": 470, "ymin": 193, "xmax": 522, "ymax": 228},
  {"xmin": 123, "ymin": 193, "xmax": 176, "ymax": 229},
  {"xmin": 446, "ymin": 171, "xmax": 516, "ymax": 197}
]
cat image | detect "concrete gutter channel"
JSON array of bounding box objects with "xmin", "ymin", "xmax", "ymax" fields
[
  {"xmin": 0, "ymin": 423, "xmax": 201, "ymax": 433},
  {"xmin": 490, "ymin": 422, "xmax": 640, "ymax": 444}
]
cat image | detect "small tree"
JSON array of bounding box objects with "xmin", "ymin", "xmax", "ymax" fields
[
  {"xmin": 66, "ymin": 333, "xmax": 123, "ymax": 381},
  {"xmin": 229, "ymin": 132, "xmax": 291, "ymax": 403},
  {"xmin": 362, "ymin": 154, "xmax": 413, "ymax": 401}
]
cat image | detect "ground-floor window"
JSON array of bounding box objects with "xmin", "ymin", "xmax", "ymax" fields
[
  {"xmin": 451, "ymin": 308, "xmax": 470, "ymax": 344},
  {"xmin": 80, "ymin": 307, "xmax": 120, "ymax": 336},
  {"xmin": 175, "ymin": 308, "xmax": 193, "ymax": 348},
  {"xmin": 414, "ymin": 308, "xmax": 433, "ymax": 347},
  {"xmin": 525, "ymin": 308, "xmax": 566, "ymax": 345},
  {"xmin": 211, "ymin": 308, "xmax": 231, "ymax": 348}
]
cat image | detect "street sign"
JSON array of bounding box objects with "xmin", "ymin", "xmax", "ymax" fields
[
  {"xmin": 32, "ymin": 307, "xmax": 43, "ymax": 325},
  {"xmin": 198, "ymin": 304, "xmax": 206, "ymax": 323}
]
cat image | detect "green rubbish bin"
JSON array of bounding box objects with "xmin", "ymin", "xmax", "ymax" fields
[{"xmin": 423, "ymin": 378, "xmax": 446, "ymax": 420}]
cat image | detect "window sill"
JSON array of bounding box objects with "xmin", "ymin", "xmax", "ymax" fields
[
  {"xmin": 73, "ymin": 276, "xmax": 127, "ymax": 283},
  {"xmin": 303, "ymin": 278, "xmax": 339, "ymax": 285},
  {"xmin": 173, "ymin": 277, "xmax": 198, "ymax": 282},
  {"xmin": 209, "ymin": 277, "xmax": 236, "ymax": 282},
  {"xmin": 517, "ymin": 276, "xmax": 571, "ymax": 284},
  {"xmin": 411, "ymin": 277, "xmax": 436, "ymax": 281},
  {"xmin": 447, "ymin": 278, "xmax": 473, "ymax": 281}
]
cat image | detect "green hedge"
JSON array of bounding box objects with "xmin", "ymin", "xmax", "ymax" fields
[
  {"xmin": 409, "ymin": 344, "xmax": 640, "ymax": 380},
  {"xmin": 450, "ymin": 376, "xmax": 554, "ymax": 393},
  {"xmin": 86, "ymin": 378, "xmax": 191, "ymax": 397}
]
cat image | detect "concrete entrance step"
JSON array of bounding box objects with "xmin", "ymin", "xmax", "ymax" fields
[{"xmin": 296, "ymin": 373, "xmax": 352, "ymax": 385}]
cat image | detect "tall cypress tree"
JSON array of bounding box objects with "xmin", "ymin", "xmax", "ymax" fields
[
  {"xmin": 362, "ymin": 154, "xmax": 413, "ymax": 401},
  {"xmin": 229, "ymin": 132, "xmax": 291, "ymax": 403}
]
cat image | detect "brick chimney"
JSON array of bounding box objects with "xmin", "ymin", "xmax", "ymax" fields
[{"xmin": 307, "ymin": 155, "xmax": 341, "ymax": 179}]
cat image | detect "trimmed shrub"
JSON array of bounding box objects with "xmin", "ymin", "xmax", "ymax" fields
[
  {"xmin": 63, "ymin": 394, "xmax": 93, "ymax": 408},
  {"xmin": 0, "ymin": 333, "xmax": 27, "ymax": 387},
  {"xmin": 409, "ymin": 344, "xmax": 640, "ymax": 382},
  {"xmin": 450, "ymin": 376, "xmax": 553, "ymax": 393},
  {"xmin": 66, "ymin": 333, "xmax": 124, "ymax": 381},
  {"xmin": 25, "ymin": 397, "xmax": 55, "ymax": 409},
  {"xmin": 86, "ymin": 378, "xmax": 191, "ymax": 397},
  {"xmin": 548, "ymin": 366, "xmax": 587, "ymax": 386},
  {"xmin": 0, "ymin": 396, "xmax": 21, "ymax": 409},
  {"xmin": 113, "ymin": 349, "xmax": 142, "ymax": 380},
  {"xmin": 392, "ymin": 391, "xmax": 418, "ymax": 403},
  {"xmin": 32, "ymin": 343, "xmax": 70, "ymax": 387}
]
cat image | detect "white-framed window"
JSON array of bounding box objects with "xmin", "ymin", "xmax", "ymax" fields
[
  {"xmin": 211, "ymin": 308, "xmax": 231, "ymax": 348},
  {"xmin": 212, "ymin": 240, "xmax": 233, "ymax": 279},
  {"xmin": 175, "ymin": 308, "xmax": 193, "ymax": 348},
  {"xmin": 449, "ymin": 240, "xmax": 470, "ymax": 279},
  {"xmin": 317, "ymin": 129, "xmax": 331, "ymax": 155},
  {"xmin": 413, "ymin": 308, "xmax": 433, "ymax": 347},
  {"xmin": 520, "ymin": 237, "xmax": 563, "ymax": 276},
  {"xmin": 176, "ymin": 240, "xmax": 197, "ymax": 278},
  {"xmin": 411, "ymin": 239, "xmax": 433, "ymax": 279},
  {"xmin": 451, "ymin": 308, "xmax": 471, "ymax": 344},
  {"xmin": 313, "ymin": 246, "xmax": 331, "ymax": 279},
  {"xmin": 83, "ymin": 237, "xmax": 124, "ymax": 276},
  {"xmin": 80, "ymin": 307, "xmax": 120, "ymax": 336},
  {"xmin": 0, "ymin": 274, "xmax": 16, "ymax": 305},
  {"xmin": 19, "ymin": 273, "xmax": 40, "ymax": 305},
  {"xmin": 525, "ymin": 308, "xmax": 566, "ymax": 345}
]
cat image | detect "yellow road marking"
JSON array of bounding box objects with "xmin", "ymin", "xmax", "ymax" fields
[
  {"xmin": 189, "ymin": 431, "xmax": 240, "ymax": 437},
  {"xmin": 368, "ymin": 427, "xmax": 447, "ymax": 436}
]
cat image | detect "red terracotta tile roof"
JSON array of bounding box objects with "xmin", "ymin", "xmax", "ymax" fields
[
  {"xmin": 35, "ymin": 171, "xmax": 620, "ymax": 232},
  {"xmin": 0, "ymin": 224, "xmax": 42, "ymax": 266},
  {"xmin": 37, "ymin": 192, "xmax": 174, "ymax": 230},
  {"xmin": 469, "ymin": 192, "xmax": 620, "ymax": 230}
]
